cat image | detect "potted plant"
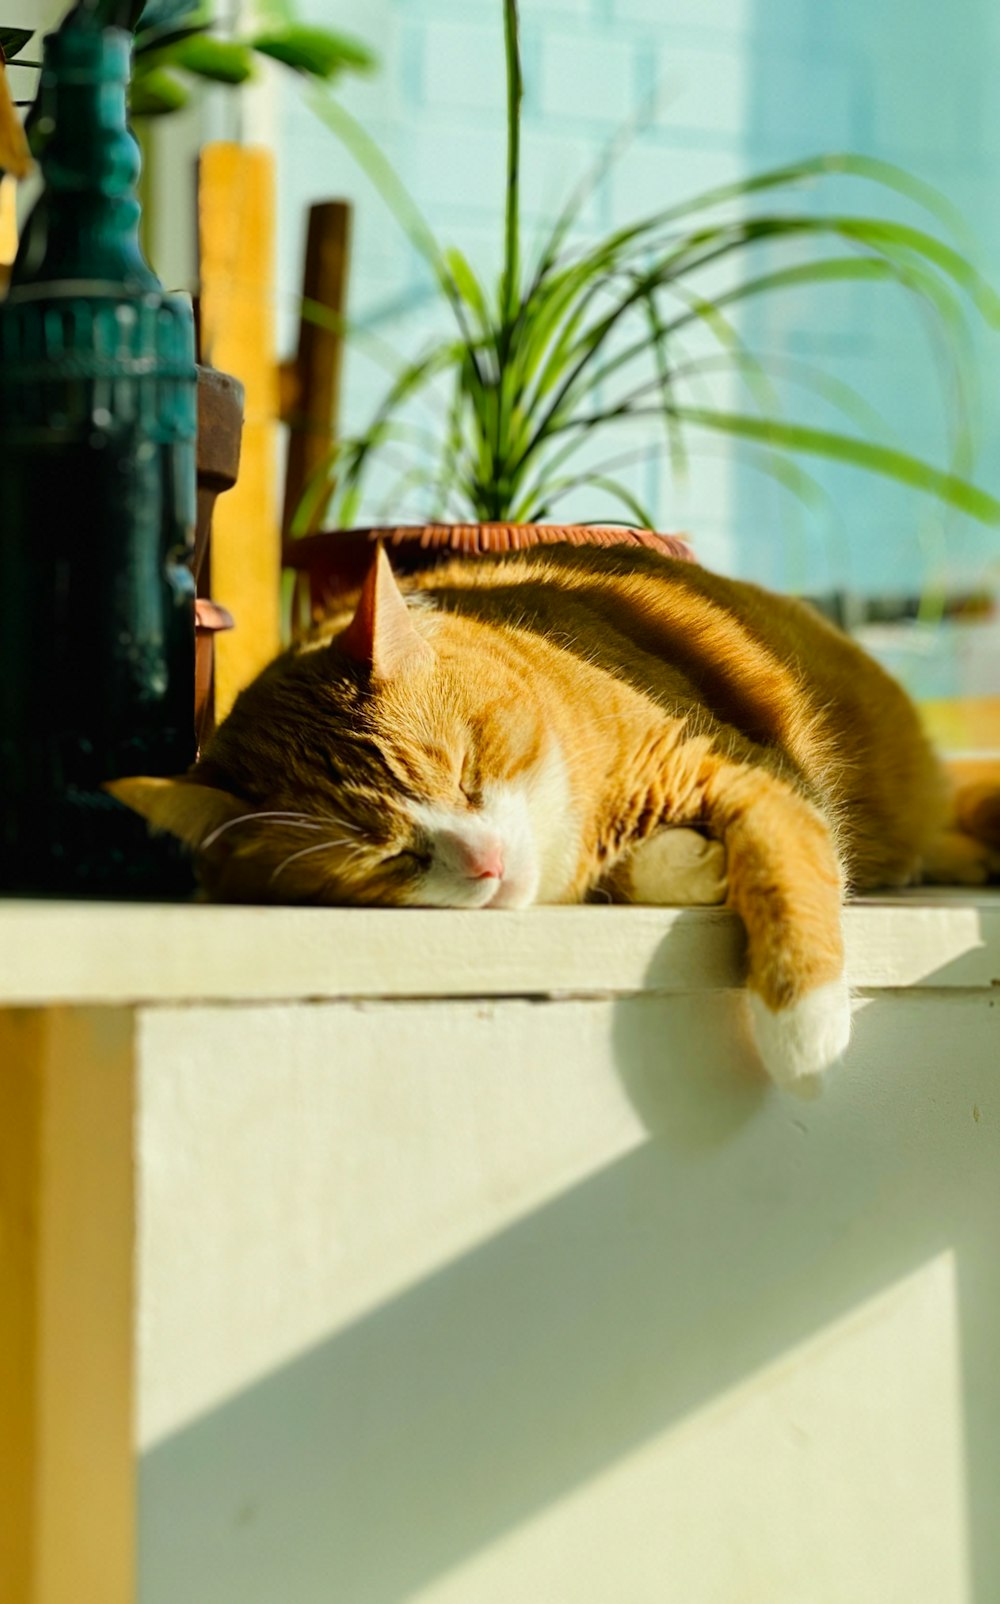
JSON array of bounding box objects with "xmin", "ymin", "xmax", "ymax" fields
[{"xmin": 283, "ymin": 0, "xmax": 1000, "ymax": 622}]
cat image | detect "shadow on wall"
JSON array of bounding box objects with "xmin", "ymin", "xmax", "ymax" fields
[{"xmin": 140, "ymin": 953, "xmax": 1000, "ymax": 1603}]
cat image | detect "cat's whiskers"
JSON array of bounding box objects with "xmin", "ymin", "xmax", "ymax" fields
[
  {"xmin": 269, "ymin": 837, "xmax": 365, "ymax": 885},
  {"xmin": 307, "ymin": 810, "xmax": 363, "ymax": 836},
  {"xmin": 201, "ymin": 810, "xmax": 325, "ymax": 850}
]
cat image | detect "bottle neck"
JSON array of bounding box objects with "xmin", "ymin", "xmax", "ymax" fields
[{"xmin": 11, "ymin": 19, "xmax": 159, "ymax": 295}]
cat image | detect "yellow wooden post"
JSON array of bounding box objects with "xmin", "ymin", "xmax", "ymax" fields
[
  {"xmin": 197, "ymin": 143, "xmax": 281, "ymax": 719},
  {"xmin": 0, "ymin": 1009, "xmax": 136, "ymax": 1604},
  {"xmin": 0, "ymin": 174, "xmax": 18, "ymax": 279}
]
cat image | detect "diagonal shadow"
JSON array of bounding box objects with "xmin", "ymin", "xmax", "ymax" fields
[
  {"xmin": 619, "ymin": 906, "xmax": 1000, "ymax": 1603},
  {"xmin": 140, "ymin": 931, "xmax": 999, "ymax": 1603}
]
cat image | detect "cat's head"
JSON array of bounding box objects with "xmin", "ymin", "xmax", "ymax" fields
[{"xmin": 109, "ymin": 548, "xmax": 570, "ymax": 907}]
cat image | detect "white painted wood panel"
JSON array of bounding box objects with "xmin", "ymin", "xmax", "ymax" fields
[
  {"xmin": 135, "ymin": 984, "xmax": 1000, "ymax": 1604},
  {"xmin": 411, "ymin": 1256, "xmax": 969, "ymax": 1604},
  {"xmin": 2, "ymin": 895, "xmax": 996, "ymax": 1599}
]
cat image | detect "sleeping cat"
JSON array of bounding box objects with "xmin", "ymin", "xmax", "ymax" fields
[{"xmin": 111, "ymin": 542, "xmax": 1000, "ymax": 1087}]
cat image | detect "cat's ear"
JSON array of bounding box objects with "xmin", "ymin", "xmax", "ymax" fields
[
  {"xmin": 340, "ymin": 544, "xmax": 435, "ymax": 681},
  {"xmin": 105, "ymin": 776, "xmax": 247, "ymax": 849}
]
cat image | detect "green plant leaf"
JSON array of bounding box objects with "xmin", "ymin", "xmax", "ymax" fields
[
  {"xmin": 306, "ymin": 88, "xmax": 488, "ymax": 394},
  {"xmin": 307, "ymin": 92, "xmax": 450, "ymax": 296},
  {"xmin": 656, "ymin": 150, "xmax": 978, "ymax": 257},
  {"xmin": 672, "ymin": 408, "xmax": 1000, "ymax": 526},
  {"xmin": 252, "ymin": 25, "xmax": 375, "ymax": 79},
  {"xmin": 0, "ymin": 28, "xmax": 33, "ymax": 61},
  {"xmin": 675, "ymin": 347, "xmax": 898, "ymax": 446},
  {"xmin": 537, "ymin": 472, "xmax": 656, "ymax": 527},
  {"xmin": 513, "ymin": 443, "xmax": 660, "ymax": 521},
  {"xmin": 443, "ymin": 248, "xmax": 490, "ymax": 334},
  {"xmin": 134, "ymin": 0, "xmax": 200, "ymax": 25},
  {"xmin": 168, "ymin": 35, "xmax": 253, "ymax": 82},
  {"xmin": 129, "ymin": 63, "xmax": 191, "ymax": 115},
  {"xmin": 89, "ymin": 0, "xmax": 151, "ymax": 28},
  {"xmin": 254, "ymin": 0, "xmax": 294, "ymax": 26},
  {"xmin": 557, "ymin": 151, "xmax": 977, "ymax": 282},
  {"xmin": 133, "ymin": 22, "xmax": 209, "ymax": 56},
  {"xmin": 642, "ymin": 291, "xmax": 688, "ymax": 488},
  {"xmin": 499, "ymin": 0, "xmax": 522, "ymax": 331},
  {"xmin": 133, "ymin": 1, "xmax": 213, "ymax": 54},
  {"xmin": 535, "ymin": 207, "xmax": 974, "ymax": 415},
  {"xmin": 515, "ymin": 210, "xmax": 998, "ymax": 475}
]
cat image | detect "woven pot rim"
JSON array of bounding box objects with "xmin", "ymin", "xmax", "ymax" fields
[{"xmin": 283, "ymin": 522, "xmax": 695, "ymax": 568}]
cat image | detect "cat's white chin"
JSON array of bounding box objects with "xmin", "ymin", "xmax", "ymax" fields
[
  {"xmin": 405, "ymin": 871, "xmax": 538, "ymax": 910},
  {"xmin": 748, "ymin": 979, "xmax": 852, "ymax": 1089},
  {"xmin": 485, "ymin": 871, "xmax": 538, "ymax": 909},
  {"xmin": 406, "ymin": 777, "xmax": 549, "ymax": 911}
]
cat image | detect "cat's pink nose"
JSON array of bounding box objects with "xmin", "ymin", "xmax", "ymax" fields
[
  {"xmin": 468, "ymin": 844, "xmax": 504, "ymax": 880},
  {"xmin": 441, "ymin": 831, "xmax": 505, "ymax": 880}
]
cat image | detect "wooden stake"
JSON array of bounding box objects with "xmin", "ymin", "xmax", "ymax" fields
[{"xmin": 281, "ymin": 200, "xmax": 352, "ymax": 541}]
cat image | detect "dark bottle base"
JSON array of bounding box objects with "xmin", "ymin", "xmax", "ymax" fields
[{"xmin": 0, "ymin": 787, "xmax": 196, "ymax": 899}]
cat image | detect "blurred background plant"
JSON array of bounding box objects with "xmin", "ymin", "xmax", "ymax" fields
[
  {"xmin": 0, "ymin": 0, "xmax": 375, "ymax": 122},
  {"xmin": 0, "ymin": 0, "xmax": 376, "ymax": 303},
  {"xmin": 125, "ymin": 0, "xmax": 375, "ymax": 120}
]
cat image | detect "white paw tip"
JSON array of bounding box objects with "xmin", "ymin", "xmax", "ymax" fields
[{"xmin": 749, "ymin": 980, "xmax": 852, "ymax": 1089}]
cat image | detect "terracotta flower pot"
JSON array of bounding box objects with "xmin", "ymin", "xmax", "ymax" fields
[{"xmin": 283, "ymin": 522, "xmax": 695, "ymax": 635}]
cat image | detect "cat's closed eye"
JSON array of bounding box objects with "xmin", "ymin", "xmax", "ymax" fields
[
  {"xmin": 459, "ymin": 751, "xmax": 483, "ymax": 808},
  {"xmin": 389, "ymin": 847, "xmax": 432, "ymax": 870}
]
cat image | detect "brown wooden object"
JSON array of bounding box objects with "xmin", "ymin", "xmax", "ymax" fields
[
  {"xmin": 281, "ymin": 200, "xmax": 351, "ymax": 541},
  {"xmin": 195, "ymin": 363, "xmax": 244, "ymax": 589},
  {"xmin": 193, "ymin": 364, "xmax": 242, "ymax": 748}
]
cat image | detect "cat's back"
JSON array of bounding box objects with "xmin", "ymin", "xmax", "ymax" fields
[
  {"xmin": 410, "ymin": 544, "xmax": 948, "ymax": 881},
  {"xmin": 410, "ymin": 542, "xmax": 884, "ymax": 750}
]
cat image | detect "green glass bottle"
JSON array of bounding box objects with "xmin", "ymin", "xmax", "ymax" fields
[{"xmin": 0, "ymin": 9, "xmax": 196, "ymax": 895}]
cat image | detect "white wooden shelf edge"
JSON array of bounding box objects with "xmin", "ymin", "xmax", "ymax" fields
[{"xmin": 0, "ymin": 892, "xmax": 998, "ymax": 1005}]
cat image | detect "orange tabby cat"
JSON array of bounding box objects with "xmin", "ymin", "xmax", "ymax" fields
[{"xmin": 111, "ymin": 543, "xmax": 1000, "ymax": 1087}]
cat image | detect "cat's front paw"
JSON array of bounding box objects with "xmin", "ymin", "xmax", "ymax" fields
[
  {"xmin": 748, "ymin": 979, "xmax": 852, "ymax": 1088},
  {"xmin": 623, "ymin": 828, "xmax": 728, "ymax": 906}
]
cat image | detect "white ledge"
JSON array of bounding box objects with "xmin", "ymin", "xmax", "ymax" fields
[{"xmin": 0, "ymin": 892, "xmax": 998, "ymax": 1006}]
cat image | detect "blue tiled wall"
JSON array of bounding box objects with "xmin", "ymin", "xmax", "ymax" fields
[{"xmin": 275, "ymin": 0, "xmax": 1000, "ymax": 597}]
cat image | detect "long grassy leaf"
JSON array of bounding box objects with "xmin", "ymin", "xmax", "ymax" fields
[
  {"xmin": 306, "ymin": 89, "xmax": 489, "ymax": 394},
  {"xmin": 642, "ymin": 289, "xmax": 689, "ymax": 489},
  {"xmin": 518, "ymin": 211, "xmax": 995, "ymax": 470},
  {"xmin": 668, "ymin": 408, "xmax": 1000, "ymax": 525},
  {"xmin": 499, "ymin": 0, "xmax": 522, "ymax": 332},
  {"xmin": 573, "ymin": 257, "xmax": 913, "ymax": 402},
  {"xmin": 540, "ymin": 151, "xmax": 980, "ymax": 286},
  {"xmin": 530, "ymin": 472, "xmax": 657, "ymax": 526}
]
